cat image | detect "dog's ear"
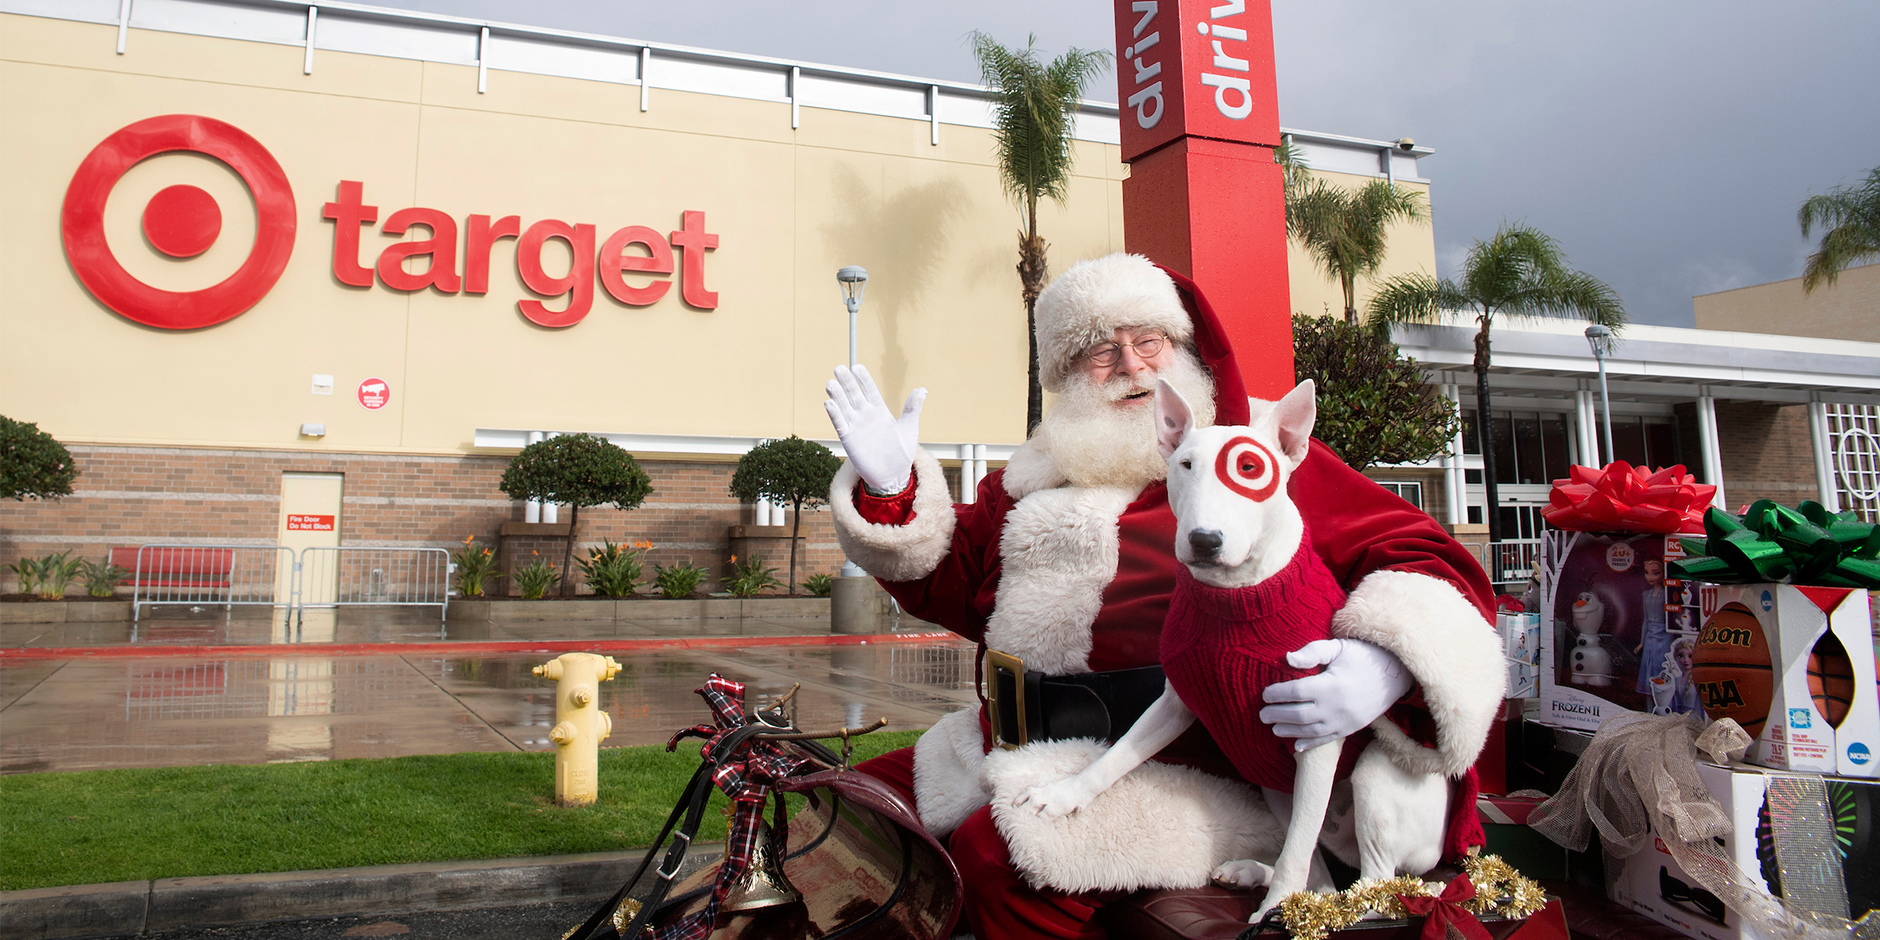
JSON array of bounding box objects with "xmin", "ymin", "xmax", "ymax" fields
[
  {"xmin": 1272, "ymin": 380, "xmax": 1317, "ymax": 467},
  {"xmin": 1154, "ymin": 379, "xmax": 1194, "ymax": 459}
]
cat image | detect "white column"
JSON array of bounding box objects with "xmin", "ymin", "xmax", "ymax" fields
[
  {"xmin": 973, "ymin": 444, "xmax": 989, "ymax": 494},
  {"xmin": 1696, "ymin": 388, "xmax": 1726, "ymax": 511},
  {"xmin": 1573, "ymin": 386, "xmax": 1598, "ymax": 468},
  {"xmin": 957, "ymin": 444, "xmax": 976, "ymax": 503},
  {"xmin": 1809, "ymin": 396, "xmax": 1839, "ymax": 512},
  {"xmin": 1442, "ymin": 383, "xmax": 1464, "ymax": 526},
  {"xmin": 756, "ymin": 496, "xmax": 774, "ymax": 526},
  {"xmin": 773, "ymin": 503, "xmax": 786, "ymax": 528},
  {"xmin": 524, "ymin": 431, "xmax": 544, "ymax": 523}
]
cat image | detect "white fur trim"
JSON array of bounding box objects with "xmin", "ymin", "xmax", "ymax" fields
[
  {"xmin": 982, "ymin": 486, "xmax": 1136, "ymax": 675},
  {"xmin": 1000, "ymin": 439, "xmax": 1068, "ymax": 500},
  {"xmin": 986, "ymin": 740, "xmax": 1283, "ymax": 893},
  {"xmin": 912, "ymin": 707, "xmax": 991, "ymax": 838},
  {"xmin": 1332, "ymin": 570, "xmax": 1503, "ymax": 777},
  {"xmin": 1033, "ymin": 254, "xmax": 1192, "ymax": 393},
  {"xmin": 829, "ymin": 449, "xmax": 955, "ymax": 582}
]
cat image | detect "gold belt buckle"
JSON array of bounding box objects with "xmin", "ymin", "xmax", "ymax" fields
[{"xmin": 984, "ymin": 648, "xmax": 1028, "ymax": 750}]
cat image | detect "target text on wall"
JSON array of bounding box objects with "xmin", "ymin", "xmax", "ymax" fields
[{"xmin": 324, "ymin": 182, "xmax": 719, "ymax": 328}]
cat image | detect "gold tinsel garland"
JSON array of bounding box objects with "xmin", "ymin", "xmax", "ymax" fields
[{"xmin": 1275, "ymin": 855, "xmax": 1548, "ymax": 940}]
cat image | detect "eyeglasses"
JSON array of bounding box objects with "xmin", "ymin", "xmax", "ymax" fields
[
  {"xmin": 1659, "ymin": 867, "xmax": 1727, "ymax": 923},
  {"xmin": 1083, "ymin": 333, "xmax": 1167, "ymax": 367}
]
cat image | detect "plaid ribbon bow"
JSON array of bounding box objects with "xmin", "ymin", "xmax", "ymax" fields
[
  {"xmin": 1399, "ymin": 874, "xmax": 1493, "ymax": 940},
  {"xmin": 654, "ymin": 674, "xmax": 806, "ymax": 940}
]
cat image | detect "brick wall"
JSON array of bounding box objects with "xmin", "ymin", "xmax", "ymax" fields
[
  {"xmin": 0, "ymin": 445, "xmax": 849, "ymax": 595},
  {"xmin": 1713, "ymin": 402, "xmax": 1825, "ymax": 510}
]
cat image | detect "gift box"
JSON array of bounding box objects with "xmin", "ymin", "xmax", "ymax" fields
[
  {"xmin": 1477, "ymin": 794, "xmax": 1568, "ymax": 881},
  {"xmin": 1672, "ymin": 501, "xmax": 1880, "ymax": 777},
  {"xmin": 1607, "ymin": 762, "xmax": 1880, "ymax": 939},
  {"xmin": 1692, "ymin": 583, "xmax": 1878, "ymax": 777},
  {"xmin": 1535, "ymin": 464, "xmax": 1713, "ymax": 733},
  {"xmin": 1537, "ymin": 531, "xmax": 1704, "ymax": 732},
  {"xmin": 1499, "ymin": 611, "xmax": 1541, "ymax": 699}
]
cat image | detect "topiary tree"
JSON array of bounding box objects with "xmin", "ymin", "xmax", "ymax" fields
[
  {"xmin": 1292, "ymin": 313, "xmax": 1459, "ymax": 472},
  {"xmin": 1, "ymin": 416, "xmax": 78, "ymax": 501},
  {"xmin": 728, "ymin": 435, "xmax": 840, "ymax": 595},
  {"xmin": 499, "ymin": 433, "xmax": 653, "ymax": 596}
]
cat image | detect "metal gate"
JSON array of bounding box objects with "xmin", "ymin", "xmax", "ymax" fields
[
  {"xmin": 130, "ymin": 545, "xmax": 296, "ymax": 625},
  {"xmin": 1482, "ymin": 538, "xmax": 1544, "ymax": 596},
  {"xmin": 128, "ymin": 544, "xmax": 452, "ymax": 628},
  {"xmin": 294, "ymin": 546, "xmax": 451, "ymax": 622}
]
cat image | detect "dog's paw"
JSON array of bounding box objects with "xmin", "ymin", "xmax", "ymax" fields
[
  {"xmin": 1014, "ymin": 778, "xmax": 1096, "ymax": 819},
  {"xmin": 1210, "ymin": 858, "xmax": 1274, "ymax": 890}
]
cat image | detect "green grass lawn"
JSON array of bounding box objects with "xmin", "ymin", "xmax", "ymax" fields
[{"xmin": 0, "ymin": 731, "xmax": 922, "ymax": 892}]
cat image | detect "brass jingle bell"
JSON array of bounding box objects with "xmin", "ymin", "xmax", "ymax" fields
[{"xmin": 720, "ymin": 820, "xmax": 802, "ymax": 912}]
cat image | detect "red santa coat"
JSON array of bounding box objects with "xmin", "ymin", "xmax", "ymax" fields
[{"xmin": 848, "ymin": 438, "xmax": 1495, "ymax": 859}]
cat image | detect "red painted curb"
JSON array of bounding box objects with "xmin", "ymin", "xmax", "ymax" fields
[{"xmin": 0, "ymin": 631, "xmax": 960, "ymax": 662}]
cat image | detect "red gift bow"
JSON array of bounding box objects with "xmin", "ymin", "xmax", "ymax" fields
[
  {"xmin": 1399, "ymin": 873, "xmax": 1493, "ymax": 940},
  {"xmin": 1540, "ymin": 461, "xmax": 1715, "ymax": 534}
]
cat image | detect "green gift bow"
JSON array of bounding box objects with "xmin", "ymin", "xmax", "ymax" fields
[{"xmin": 1672, "ymin": 500, "xmax": 1880, "ymax": 588}]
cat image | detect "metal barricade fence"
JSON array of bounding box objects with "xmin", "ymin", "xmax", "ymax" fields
[
  {"xmin": 1482, "ymin": 538, "xmax": 1544, "ymax": 595},
  {"xmin": 294, "ymin": 546, "xmax": 452, "ymax": 622},
  {"xmin": 131, "ymin": 545, "xmax": 296, "ymax": 625}
]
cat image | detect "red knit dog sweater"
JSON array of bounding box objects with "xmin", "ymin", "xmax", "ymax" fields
[{"xmin": 1160, "ymin": 534, "xmax": 1348, "ymax": 793}]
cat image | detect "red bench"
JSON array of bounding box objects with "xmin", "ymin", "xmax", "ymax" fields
[{"xmin": 110, "ymin": 547, "xmax": 235, "ymax": 592}]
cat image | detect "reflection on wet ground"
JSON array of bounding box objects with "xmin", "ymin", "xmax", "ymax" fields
[{"xmin": 0, "ymin": 616, "xmax": 977, "ymax": 773}]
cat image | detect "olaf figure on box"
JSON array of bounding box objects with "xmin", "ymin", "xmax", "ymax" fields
[{"xmin": 1569, "ymin": 591, "xmax": 1613, "ymax": 687}]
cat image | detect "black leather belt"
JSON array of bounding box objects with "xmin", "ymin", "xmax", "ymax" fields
[{"xmin": 984, "ymin": 648, "xmax": 1166, "ymax": 750}]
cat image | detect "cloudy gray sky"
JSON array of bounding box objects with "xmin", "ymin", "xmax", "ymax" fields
[{"xmin": 374, "ymin": 0, "xmax": 1877, "ymax": 328}]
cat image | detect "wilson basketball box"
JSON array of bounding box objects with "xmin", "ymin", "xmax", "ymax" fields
[{"xmin": 1693, "ymin": 583, "xmax": 1878, "ymax": 777}]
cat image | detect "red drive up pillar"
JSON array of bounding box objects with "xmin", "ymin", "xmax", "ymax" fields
[{"xmin": 1114, "ymin": 0, "xmax": 1291, "ymax": 398}]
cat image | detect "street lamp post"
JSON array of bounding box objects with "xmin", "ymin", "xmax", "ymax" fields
[
  {"xmin": 1585, "ymin": 325, "xmax": 1615, "ymax": 465},
  {"xmin": 837, "ymin": 266, "xmax": 868, "ymax": 369},
  {"xmin": 836, "ymin": 266, "xmax": 869, "ymax": 582}
]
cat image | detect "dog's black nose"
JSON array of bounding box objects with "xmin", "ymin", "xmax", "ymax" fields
[{"xmin": 1188, "ymin": 529, "xmax": 1223, "ymax": 559}]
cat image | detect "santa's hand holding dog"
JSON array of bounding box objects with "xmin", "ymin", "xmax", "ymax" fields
[{"xmin": 822, "ymin": 253, "xmax": 1503, "ymax": 940}]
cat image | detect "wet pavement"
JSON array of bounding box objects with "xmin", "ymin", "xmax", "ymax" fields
[{"xmin": 0, "ymin": 609, "xmax": 976, "ymax": 774}]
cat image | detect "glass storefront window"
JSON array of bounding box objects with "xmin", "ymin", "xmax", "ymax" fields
[
  {"xmin": 1540, "ymin": 413, "xmax": 1572, "ymax": 481},
  {"xmin": 1461, "ymin": 409, "xmax": 1480, "ymax": 455},
  {"xmin": 1513, "ymin": 413, "xmax": 1543, "ymax": 484}
]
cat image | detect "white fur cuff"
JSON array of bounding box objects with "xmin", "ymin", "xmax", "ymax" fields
[
  {"xmin": 911, "ymin": 707, "xmax": 990, "ymax": 838},
  {"xmin": 1331, "ymin": 570, "xmax": 1502, "ymax": 778},
  {"xmin": 829, "ymin": 448, "xmax": 955, "ymax": 582},
  {"xmin": 986, "ymin": 740, "xmax": 1283, "ymax": 894}
]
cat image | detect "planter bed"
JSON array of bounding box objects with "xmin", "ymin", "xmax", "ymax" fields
[
  {"xmin": 0, "ymin": 596, "xmax": 132, "ymax": 624},
  {"xmin": 447, "ymin": 596, "xmax": 832, "ymax": 624}
]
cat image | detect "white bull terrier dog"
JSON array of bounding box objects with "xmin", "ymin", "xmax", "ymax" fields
[{"xmin": 1016, "ymin": 379, "xmax": 1448, "ymax": 921}]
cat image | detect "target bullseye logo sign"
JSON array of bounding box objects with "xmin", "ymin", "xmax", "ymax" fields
[
  {"xmin": 61, "ymin": 114, "xmax": 296, "ymax": 330},
  {"xmin": 1214, "ymin": 435, "xmax": 1280, "ymax": 502}
]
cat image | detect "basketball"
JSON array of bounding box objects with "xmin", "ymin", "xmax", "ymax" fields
[
  {"xmin": 1807, "ymin": 634, "xmax": 1857, "ymax": 728},
  {"xmin": 1691, "ymin": 603, "xmax": 1775, "ymax": 736}
]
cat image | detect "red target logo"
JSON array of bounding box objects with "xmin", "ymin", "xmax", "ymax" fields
[
  {"xmin": 61, "ymin": 115, "xmax": 296, "ymax": 330},
  {"xmin": 1214, "ymin": 435, "xmax": 1280, "ymax": 502}
]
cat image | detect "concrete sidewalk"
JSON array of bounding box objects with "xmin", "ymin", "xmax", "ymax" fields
[{"xmin": 0, "ymin": 846, "xmax": 724, "ymax": 940}]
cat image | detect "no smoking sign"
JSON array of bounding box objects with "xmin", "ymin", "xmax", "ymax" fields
[{"xmin": 357, "ymin": 377, "xmax": 390, "ymax": 410}]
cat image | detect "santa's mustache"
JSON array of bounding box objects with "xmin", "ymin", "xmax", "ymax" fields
[{"xmin": 1098, "ymin": 373, "xmax": 1157, "ymax": 402}]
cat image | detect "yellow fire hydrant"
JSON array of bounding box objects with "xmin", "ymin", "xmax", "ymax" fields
[{"xmin": 532, "ymin": 652, "xmax": 622, "ymax": 807}]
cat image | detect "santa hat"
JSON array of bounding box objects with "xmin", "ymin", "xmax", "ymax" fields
[{"xmin": 1032, "ymin": 252, "xmax": 1250, "ymax": 425}]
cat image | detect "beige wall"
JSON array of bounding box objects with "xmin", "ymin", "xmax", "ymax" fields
[
  {"xmin": 1692, "ymin": 262, "xmax": 1880, "ymax": 342},
  {"xmin": 1284, "ymin": 173, "xmax": 1437, "ymax": 324},
  {"xmin": 0, "ymin": 15, "xmax": 1125, "ymax": 455}
]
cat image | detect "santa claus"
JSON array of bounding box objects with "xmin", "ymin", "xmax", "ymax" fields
[{"xmin": 822, "ymin": 253, "xmax": 1503, "ymax": 939}]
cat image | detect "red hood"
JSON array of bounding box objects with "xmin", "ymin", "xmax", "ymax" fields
[{"xmin": 1154, "ymin": 264, "xmax": 1252, "ymax": 426}]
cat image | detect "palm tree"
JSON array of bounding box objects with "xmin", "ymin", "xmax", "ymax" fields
[
  {"xmin": 1799, "ymin": 166, "xmax": 1880, "ymax": 293},
  {"xmin": 1289, "ymin": 177, "xmax": 1427, "ymax": 324},
  {"xmin": 1368, "ymin": 224, "xmax": 1625, "ymax": 543},
  {"xmin": 970, "ymin": 32, "xmax": 1110, "ymax": 434}
]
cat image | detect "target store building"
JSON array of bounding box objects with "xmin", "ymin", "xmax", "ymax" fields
[
  {"xmin": 0, "ymin": 0, "xmax": 1452, "ymax": 591},
  {"xmin": 6, "ymin": 0, "xmax": 1873, "ymax": 596}
]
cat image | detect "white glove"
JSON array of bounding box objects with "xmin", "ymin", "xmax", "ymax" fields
[
  {"xmin": 823, "ymin": 364, "xmax": 926, "ymax": 496},
  {"xmin": 1259, "ymin": 638, "xmax": 1414, "ymax": 750}
]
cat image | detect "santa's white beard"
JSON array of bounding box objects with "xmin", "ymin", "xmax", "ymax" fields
[{"xmin": 1031, "ymin": 349, "xmax": 1217, "ymax": 490}]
